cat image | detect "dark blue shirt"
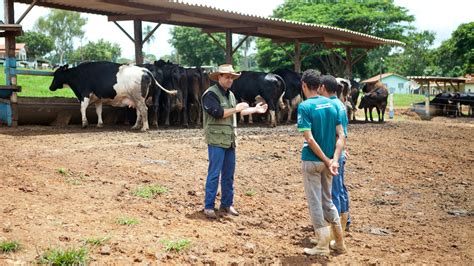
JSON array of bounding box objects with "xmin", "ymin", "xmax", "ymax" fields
[{"xmin": 202, "ymin": 83, "xmax": 230, "ymax": 119}]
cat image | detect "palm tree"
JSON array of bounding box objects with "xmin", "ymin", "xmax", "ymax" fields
[{"xmin": 143, "ymin": 24, "xmax": 156, "ymax": 57}]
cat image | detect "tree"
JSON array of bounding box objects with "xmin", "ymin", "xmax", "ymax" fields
[
  {"xmin": 143, "ymin": 24, "xmax": 156, "ymax": 55},
  {"xmin": 70, "ymin": 39, "xmax": 121, "ymax": 63},
  {"xmin": 385, "ymin": 30, "xmax": 436, "ymax": 76},
  {"xmin": 169, "ymin": 26, "xmax": 241, "ymax": 66},
  {"xmin": 256, "ymin": 0, "xmax": 414, "ymax": 77},
  {"xmin": 432, "ymin": 22, "xmax": 473, "ymax": 76},
  {"xmin": 16, "ymin": 31, "xmax": 54, "ymax": 60},
  {"xmin": 35, "ymin": 10, "xmax": 87, "ymax": 64}
]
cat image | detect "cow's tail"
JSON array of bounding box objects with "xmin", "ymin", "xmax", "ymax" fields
[
  {"xmin": 143, "ymin": 68, "xmax": 178, "ymax": 96},
  {"xmin": 274, "ymin": 74, "xmax": 286, "ymax": 110}
]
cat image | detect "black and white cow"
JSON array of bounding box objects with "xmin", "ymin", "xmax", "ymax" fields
[
  {"xmin": 49, "ymin": 61, "xmax": 176, "ymax": 131},
  {"xmin": 274, "ymin": 69, "xmax": 302, "ymax": 123},
  {"xmin": 231, "ymin": 71, "xmax": 286, "ymax": 127}
]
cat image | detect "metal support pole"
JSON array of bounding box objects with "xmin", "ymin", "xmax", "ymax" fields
[
  {"xmin": 225, "ymin": 30, "xmax": 232, "ymax": 64},
  {"xmin": 133, "ymin": 20, "xmax": 143, "ymax": 65}
]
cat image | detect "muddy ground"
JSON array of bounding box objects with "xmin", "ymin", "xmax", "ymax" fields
[{"xmin": 0, "ymin": 111, "xmax": 473, "ymax": 264}]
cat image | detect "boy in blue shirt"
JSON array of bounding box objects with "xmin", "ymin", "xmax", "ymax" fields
[
  {"xmin": 297, "ymin": 72, "xmax": 347, "ymax": 256},
  {"xmin": 325, "ymin": 80, "xmax": 351, "ymax": 232}
]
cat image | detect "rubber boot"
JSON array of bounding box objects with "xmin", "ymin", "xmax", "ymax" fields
[
  {"xmin": 329, "ymin": 224, "xmax": 347, "ymax": 254},
  {"xmin": 340, "ymin": 212, "xmax": 349, "ymax": 232},
  {"xmin": 304, "ymin": 226, "xmax": 331, "ymax": 256}
]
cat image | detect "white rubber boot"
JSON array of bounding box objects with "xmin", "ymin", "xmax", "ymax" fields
[
  {"xmin": 329, "ymin": 224, "xmax": 347, "ymax": 254},
  {"xmin": 304, "ymin": 226, "xmax": 331, "ymax": 256}
]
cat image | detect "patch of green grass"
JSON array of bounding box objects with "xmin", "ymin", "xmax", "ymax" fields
[
  {"xmin": 57, "ymin": 168, "xmax": 69, "ymax": 176},
  {"xmin": 245, "ymin": 190, "xmax": 256, "ymax": 197},
  {"xmin": 38, "ymin": 247, "xmax": 89, "ymax": 265},
  {"xmin": 84, "ymin": 236, "xmax": 111, "ymax": 247},
  {"xmin": 0, "ymin": 66, "xmax": 76, "ymax": 98},
  {"xmin": 0, "ymin": 240, "xmax": 21, "ymax": 253},
  {"xmin": 392, "ymin": 93, "xmax": 425, "ymax": 108},
  {"xmin": 116, "ymin": 216, "xmax": 139, "ymax": 226},
  {"xmin": 133, "ymin": 185, "xmax": 168, "ymax": 198},
  {"xmin": 161, "ymin": 239, "xmax": 190, "ymax": 253}
]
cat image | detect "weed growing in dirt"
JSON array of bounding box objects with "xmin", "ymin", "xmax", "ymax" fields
[
  {"xmin": 38, "ymin": 247, "xmax": 89, "ymax": 265},
  {"xmin": 116, "ymin": 216, "xmax": 139, "ymax": 226},
  {"xmin": 161, "ymin": 239, "xmax": 190, "ymax": 253},
  {"xmin": 57, "ymin": 168, "xmax": 69, "ymax": 176},
  {"xmin": 0, "ymin": 240, "xmax": 21, "ymax": 253},
  {"xmin": 84, "ymin": 236, "xmax": 111, "ymax": 247},
  {"xmin": 245, "ymin": 190, "xmax": 256, "ymax": 197},
  {"xmin": 133, "ymin": 185, "xmax": 168, "ymax": 198}
]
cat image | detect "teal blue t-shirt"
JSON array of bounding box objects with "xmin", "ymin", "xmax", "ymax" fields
[
  {"xmin": 329, "ymin": 95, "xmax": 348, "ymax": 138},
  {"xmin": 297, "ymin": 96, "xmax": 341, "ymax": 162}
]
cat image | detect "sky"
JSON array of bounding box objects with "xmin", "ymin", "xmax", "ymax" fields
[{"xmin": 8, "ymin": 0, "xmax": 474, "ymax": 60}]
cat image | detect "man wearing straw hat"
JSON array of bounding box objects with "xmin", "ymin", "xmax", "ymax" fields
[{"xmin": 202, "ymin": 64, "xmax": 268, "ymax": 219}]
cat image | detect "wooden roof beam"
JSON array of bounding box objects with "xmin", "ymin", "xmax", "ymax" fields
[
  {"xmin": 202, "ymin": 26, "xmax": 258, "ymax": 34},
  {"xmin": 108, "ymin": 13, "xmax": 171, "ymax": 22}
]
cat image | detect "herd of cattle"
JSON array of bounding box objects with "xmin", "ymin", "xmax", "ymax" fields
[
  {"xmin": 428, "ymin": 92, "xmax": 474, "ymax": 117},
  {"xmin": 51, "ymin": 60, "xmax": 473, "ymax": 131}
]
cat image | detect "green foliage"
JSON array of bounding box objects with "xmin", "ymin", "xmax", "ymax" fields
[
  {"xmin": 133, "ymin": 185, "xmax": 168, "ymax": 198},
  {"xmin": 0, "ymin": 240, "xmax": 21, "ymax": 253},
  {"xmin": 35, "ymin": 10, "xmax": 87, "ymax": 64},
  {"xmin": 84, "ymin": 236, "xmax": 111, "ymax": 247},
  {"xmin": 70, "ymin": 39, "xmax": 121, "ymax": 63},
  {"xmin": 257, "ymin": 0, "xmax": 415, "ymax": 77},
  {"xmin": 385, "ymin": 31, "xmax": 436, "ymax": 76},
  {"xmin": 161, "ymin": 239, "xmax": 190, "ymax": 253},
  {"xmin": 169, "ymin": 26, "xmax": 241, "ymax": 66},
  {"xmin": 116, "ymin": 216, "xmax": 139, "ymax": 226},
  {"xmin": 38, "ymin": 247, "xmax": 89, "ymax": 265},
  {"xmin": 432, "ymin": 22, "xmax": 473, "ymax": 76},
  {"xmin": 16, "ymin": 31, "xmax": 54, "ymax": 60}
]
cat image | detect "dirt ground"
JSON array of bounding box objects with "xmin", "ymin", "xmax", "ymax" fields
[{"xmin": 0, "ymin": 111, "xmax": 473, "ymax": 265}]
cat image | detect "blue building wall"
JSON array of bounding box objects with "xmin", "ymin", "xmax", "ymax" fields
[{"xmin": 381, "ymin": 75, "xmax": 412, "ymax": 94}]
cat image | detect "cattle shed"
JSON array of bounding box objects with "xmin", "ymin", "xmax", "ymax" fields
[
  {"xmin": 407, "ymin": 76, "xmax": 467, "ymax": 95},
  {"xmin": 2, "ymin": 0, "xmax": 404, "ymax": 127}
]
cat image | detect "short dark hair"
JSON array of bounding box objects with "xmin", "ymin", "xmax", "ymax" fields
[
  {"xmin": 301, "ymin": 69, "xmax": 321, "ymax": 91},
  {"xmin": 320, "ymin": 75, "xmax": 338, "ymax": 93}
]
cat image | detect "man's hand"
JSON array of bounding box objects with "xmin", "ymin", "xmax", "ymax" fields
[
  {"xmin": 328, "ymin": 159, "xmax": 339, "ymax": 176},
  {"xmin": 255, "ymin": 102, "xmax": 268, "ymax": 114},
  {"xmin": 235, "ymin": 102, "xmax": 249, "ymax": 112}
]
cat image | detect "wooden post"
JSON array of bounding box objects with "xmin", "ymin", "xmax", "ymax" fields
[
  {"xmin": 225, "ymin": 30, "xmax": 232, "ymax": 64},
  {"xmin": 5, "ymin": 0, "xmax": 17, "ymax": 127},
  {"xmin": 425, "ymin": 81, "xmax": 430, "ymax": 118},
  {"xmin": 133, "ymin": 20, "xmax": 143, "ymax": 65},
  {"xmin": 345, "ymin": 47, "xmax": 353, "ymax": 79},
  {"xmin": 294, "ymin": 40, "xmax": 301, "ymax": 73}
]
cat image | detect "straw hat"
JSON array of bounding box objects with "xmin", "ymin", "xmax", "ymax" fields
[{"xmin": 209, "ymin": 64, "xmax": 241, "ymax": 81}]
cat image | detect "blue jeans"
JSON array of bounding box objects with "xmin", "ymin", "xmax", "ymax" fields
[
  {"xmin": 204, "ymin": 145, "xmax": 236, "ymax": 210},
  {"xmin": 332, "ymin": 156, "xmax": 350, "ymax": 215}
]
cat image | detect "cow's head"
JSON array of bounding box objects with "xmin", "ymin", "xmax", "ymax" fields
[{"xmin": 49, "ymin": 64, "xmax": 69, "ymax": 91}]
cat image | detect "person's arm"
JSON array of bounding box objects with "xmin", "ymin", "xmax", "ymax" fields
[
  {"xmin": 240, "ymin": 102, "xmax": 268, "ymax": 116},
  {"xmin": 303, "ymin": 130, "xmax": 331, "ymax": 168},
  {"xmin": 329, "ymin": 124, "xmax": 346, "ymax": 175},
  {"xmin": 203, "ymin": 91, "xmax": 249, "ymax": 119}
]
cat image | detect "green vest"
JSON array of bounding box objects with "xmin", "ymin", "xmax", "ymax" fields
[{"xmin": 202, "ymin": 84, "xmax": 237, "ymax": 148}]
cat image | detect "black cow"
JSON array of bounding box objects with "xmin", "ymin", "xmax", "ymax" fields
[
  {"xmin": 430, "ymin": 93, "xmax": 458, "ymax": 117},
  {"xmin": 452, "ymin": 93, "xmax": 474, "ymax": 117},
  {"xmin": 231, "ymin": 71, "xmax": 285, "ymax": 127},
  {"xmin": 186, "ymin": 67, "xmax": 206, "ymax": 126},
  {"xmin": 349, "ymin": 80, "xmax": 361, "ymax": 121},
  {"xmin": 273, "ymin": 69, "xmax": 302, "ymax": 123},
  {"xmin": 153, "ymin": 60, "xmax": 185, "ymax": 127},
  {"xmin": 49, "ymin": 61, "xmax": 176, "ymax": 131},
  {"xmin": 358, "ymin": 86, "xmax": 388, "ymax": 122}
]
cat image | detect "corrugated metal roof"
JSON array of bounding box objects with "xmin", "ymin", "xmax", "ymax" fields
[{"xmin": 15, "ymin": 0, "xmax": 404, "ymax": 48}]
